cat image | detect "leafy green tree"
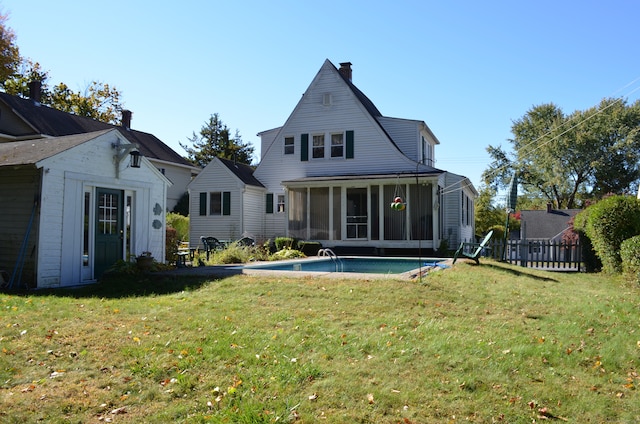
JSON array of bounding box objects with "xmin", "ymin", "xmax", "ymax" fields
[
  {"xmin": 2, "ymin": 59, "xmax": 124, "ymax": 124},
  {"xmin": 474, "ymin": 186, "xmax": 506, "ymax": 236},
  {"xmin": 0, "ymin": 12, "xmax": 20, "ymax": 83},
  {"xmin": 1, "ymin": 58, "xmax": 47, "ymax": 96},
  {"xmin": 483, "ymin": 99, "xmax": 640, "ymax": 209},
  {"xmin": 48, "ymin": 81, "xmax": 123, "ymax": 124},
  {"xmin": 0, "ymin": 16, "xmax": 124, "ymax": 124},
  {"xmin": 180, "ymin": 113, "xmax": 254, "ymax": 167}
]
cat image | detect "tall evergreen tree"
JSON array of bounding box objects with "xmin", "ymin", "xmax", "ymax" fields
[{"xmin": 180, "ymin": 113, "xmax": 254, "ymax": 167}]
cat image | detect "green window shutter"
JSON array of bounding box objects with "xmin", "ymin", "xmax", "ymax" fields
[
  {"xmin": 199, "ymin": 192, "xmax": 207, "ymax": 216},
  {"xmin": 346, "ymin": 130, "xmax": 354, "ymax": 159},
  {"xmin": 222, "ymin": 191, "xmax": 231, "ymax": 215},
  {"xmin": 301, "ymin": 133, "xmax": 309, "ymax": 161},
  {"xmin": 266, "ymin": 193, "xmax": 274, "ymax": 214}
]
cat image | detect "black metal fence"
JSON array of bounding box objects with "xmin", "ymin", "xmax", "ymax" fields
[{"xmin": 483, "ymin": 240, "xmax": 582, "ymax": 271}]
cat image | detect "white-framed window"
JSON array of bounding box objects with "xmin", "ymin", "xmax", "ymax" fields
[
  {"xmin": 284, "ymin": 136, "xmax": 294, "ymax": 155},
  {"xmin": 277, "ymin": 194, "xmax": 285, "ymax": 213},
  {"xmin": 331, "ymin": 133, "xmax": 344, "ymax": 158},
  {"xmin": 210, "ymin": 192, "xmax": 222, "ymax": 215},
  {"xmin": 200, "ymin": 191, "xmax": 231, "ymax": 216},
  {"xmin": 312, "ymin": 134, "xmax": 325, "ymax": 158}
]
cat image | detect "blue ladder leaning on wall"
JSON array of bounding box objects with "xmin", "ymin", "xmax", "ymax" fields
[
  {"xmin": 8, "ymin": 196, "xmax": 39, "ymax": 289},
  {"xmin": 453, "ymin": 230, "xmax": 494, "ymax": 265}
]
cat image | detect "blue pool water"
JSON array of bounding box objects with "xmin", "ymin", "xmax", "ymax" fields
[{"xmin": 243, "ymin": 257, "xmax": 442, "ymax": 274}]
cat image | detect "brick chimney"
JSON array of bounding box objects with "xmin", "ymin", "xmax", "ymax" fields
[
  {"xmin": 121, "ymin": 110, "xmax": 132, "ymax": 130},
  {"xmin": 338, "ymin": 62, "xmax": 352, "ymax": 82},
  {"xmin": 28, "ymin": 80, "xmax": 42, "ymax": 104}
]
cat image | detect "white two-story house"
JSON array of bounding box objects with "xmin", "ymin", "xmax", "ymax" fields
[{"xmin": 189, "ymin": 60, "xmax": 477, "ymax": 253}]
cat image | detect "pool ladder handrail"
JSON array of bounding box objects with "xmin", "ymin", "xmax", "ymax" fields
[{"xmin": 317, "ymin": 248, "xmax": 343, "ymax": 272}]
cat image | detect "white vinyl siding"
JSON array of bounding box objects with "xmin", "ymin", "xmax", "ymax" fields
[
  {"xmin": 147, "ymin": 159, "xmax": 198, "ymax": 212},
  {"xmin": 254, "ymin": 61, "xmax": 426, "ymax": 189},
  {"xmin": 188, "ymin": 158, "xmax": 266, "ymax": 245}
]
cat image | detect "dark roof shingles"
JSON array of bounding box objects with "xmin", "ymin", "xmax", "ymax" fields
[
  {"xmin": 218, "ymin": 157, "xmax": 263, "ymax": 187},
  {"xmin": 0, "ymin": 92, "xmax": 192, "ymax": 167}
]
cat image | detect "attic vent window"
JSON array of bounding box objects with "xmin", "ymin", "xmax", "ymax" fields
[{"xmin": 322, "ymin": 93, "xmax": 332, "ymax": 106}]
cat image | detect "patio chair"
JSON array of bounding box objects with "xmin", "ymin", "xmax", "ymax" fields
[
  {"xmin": 453, "ymin": 230, "xmax": 494, "ymax": 265},
  {"xmin": 200, "ymin": 236, "xmax": 225, "ymax": 260},
  {"xmin": 235, "ymin": 236, "xmax": 255, "ymax": 247}
]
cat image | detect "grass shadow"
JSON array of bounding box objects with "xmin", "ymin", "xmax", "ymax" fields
[
  {"xmin": 483, "ymin": 262, "xmax": 559, "ymax": 282},
  {"xmin": 3, "ymin": 272, "xmax": 225, "ymax": 299}
]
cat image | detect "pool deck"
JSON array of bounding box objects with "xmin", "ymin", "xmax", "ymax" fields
[{"xmin": 158, "ymin": 257, "xmax": 454, "ymax": 281}]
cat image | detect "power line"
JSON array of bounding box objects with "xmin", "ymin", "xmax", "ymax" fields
[{"xmin": 439, "ymin": 77, "xmax": 640, "ymax": 197}]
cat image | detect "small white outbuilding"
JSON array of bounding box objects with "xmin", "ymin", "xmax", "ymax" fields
[{"xmin": 0, "ymin": 129, "xmax": 171, "ymax": 289}]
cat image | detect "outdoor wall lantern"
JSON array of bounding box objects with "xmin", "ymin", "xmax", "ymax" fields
[
  {"xmin": 129, "ymin": 150, "xmax": 142, "ymax": 168},
  {"xmin": 112, "ymin": 140, "xmax": 141, "ymax": 178}
]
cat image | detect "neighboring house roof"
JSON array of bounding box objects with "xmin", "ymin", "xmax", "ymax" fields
[
  {"xmin": 0, "ymin": 92, "xmax": 192, "ymax": 168},
  {"xmin": 0, "ymin": 130, "xmax": 112, "ymax": 167},
  {"xmin": 218, "ymin": 157, "xmax": 264, "ymax": 187},
  {"xmin": 520, "ymin": 208, "xmax": 581, "ymax": 240}
]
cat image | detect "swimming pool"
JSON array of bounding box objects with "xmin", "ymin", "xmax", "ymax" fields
[{"xmin": 243, "ymin": 256, "xmax": 443, "ymax": 275}]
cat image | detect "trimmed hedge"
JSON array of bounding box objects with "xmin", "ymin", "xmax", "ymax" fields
[
  {"xmin": 575, "ymin": 195, "xmax": 640, "ymax": 274},
  {"xmin": 572, "ymin": 211, "xmax": 601, "ymax": 273},
  {"xmin": 166, "ymin": 227, "xmax": 178, "ymax": 263},
  {"xmin": 621, "ymin": 235, "xmax": 640, "ymax": 283},
  {"xmin": 274, "ymin": 237, "xmax": 296, "ymax": 250}
]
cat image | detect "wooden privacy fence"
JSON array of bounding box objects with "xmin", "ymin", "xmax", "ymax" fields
[{"xmin": 480, "ymin": 240, "xmax": 582, "ymax": 271}]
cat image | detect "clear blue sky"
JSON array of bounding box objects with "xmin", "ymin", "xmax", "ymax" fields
[{"xmin": 3, "ymin": 0, "xmax": 640, "ymax": 190}]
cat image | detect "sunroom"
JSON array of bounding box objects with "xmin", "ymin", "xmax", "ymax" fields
[{"xmin": 283, "ymin": 172, "xmax": 443, "ymax": 250}]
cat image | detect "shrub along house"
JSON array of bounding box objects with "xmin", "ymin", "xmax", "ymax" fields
[
  {"xmin": 190, "ymin": 60, "xmax": 477, "ymax": 253},
  {"xmin": 0, "ymin": 129, "xmax": 170, "ymax": 289}
]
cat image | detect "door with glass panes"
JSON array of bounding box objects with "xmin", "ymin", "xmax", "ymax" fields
[{"xmin": 94, "ymin": 188, "xmax": 123, "ymax": 278}]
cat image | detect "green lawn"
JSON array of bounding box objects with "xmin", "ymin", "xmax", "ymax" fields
[{"xmin": 1, "ymin": 260, "xmax": 639, "ymax": 423}]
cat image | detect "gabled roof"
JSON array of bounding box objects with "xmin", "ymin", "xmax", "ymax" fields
[
  {"xmin": 328, "ymin": 60, "xmax": 442, "ymax": 174},
  {"xmin": 520, "ymin": 209, "xmax": 581, "ymax": 240},
  {"xmin": 0, "ymin": 92, "xmax": 193, "ymax": 168},
  {"xmin": 218, "ymin": 157, "xmax": 264, "ymax": 187},
  {"xmin": 334, "ymin": 63, "xmax": 382, "ymax": 118},
  {"xmin": 0, "ymin": 130, "xmax": 112, "ymax": 167}
]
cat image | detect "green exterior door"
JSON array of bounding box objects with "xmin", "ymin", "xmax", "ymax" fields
[{"xmin": 94, "ymin": 188, "xmax": 123, "ymax": 278}]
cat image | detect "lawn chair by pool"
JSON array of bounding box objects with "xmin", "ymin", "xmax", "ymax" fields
[{"xmin": 453, "ymin": 230, "xmax": 494, "ymax": 265}]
